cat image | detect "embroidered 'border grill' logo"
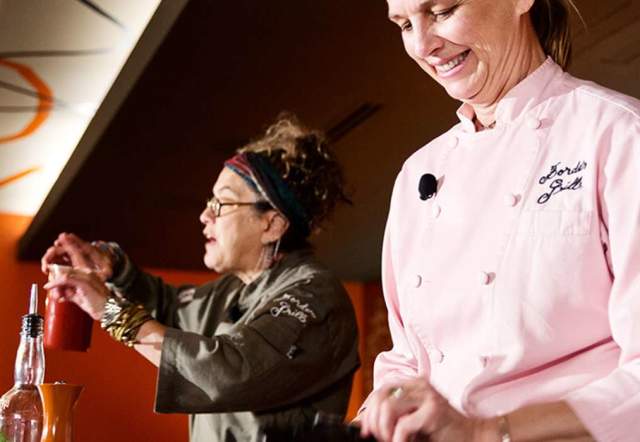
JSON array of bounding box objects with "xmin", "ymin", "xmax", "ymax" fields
[
  {"xmin": 270, "ymin": 294, "xmax": 317, "ymax": 324},
  {"xmin": 537, "ymin": 161, "xmax": 587, "ymax": 204}
]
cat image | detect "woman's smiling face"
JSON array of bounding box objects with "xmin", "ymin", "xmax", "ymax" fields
[{"xmin": 387, "ymin": 0, "xmax": 537, "ymax": 105}]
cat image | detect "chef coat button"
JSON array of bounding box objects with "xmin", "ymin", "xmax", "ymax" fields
[
  {"xmin": 428, "ymin": 347, "xmax": 444, "ymax": 363},
  {"xmin": 431, "ymin": 204, "xmax": 442, "ymax": 219},
  {"xmin": 526, "ymin": 116, "xmax": 541, "ymax": 129},
  {"xmin": 503, "ymin": 193, "xmax": 518, "ymax": 207},
  {"xmin": 414, "ymin": 274, "xmax": 422, "ymax": 288},
  {"xmin": 478, "ymin": 271, "xmax": 492, "ymax": 286},
  {"xmin": 286, "ymin": 345, "xmax": 299, "ymax": 359},
  {"xmin": 479, "ymin": 356, "xmax": 488, "ymax": 368},
  {"xmin": 449, "ymin": 136, "xmax": 458, "ymax": 148}
]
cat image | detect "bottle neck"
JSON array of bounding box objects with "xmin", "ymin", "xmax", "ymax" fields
[{"xmin": 14, "ymin": 333, "xmax": 45, "ymax": 386}]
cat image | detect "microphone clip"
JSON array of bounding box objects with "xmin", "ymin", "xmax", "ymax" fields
[{"xmin": 419, "ymin": 173, "xmax": 438, "ymax": 200}]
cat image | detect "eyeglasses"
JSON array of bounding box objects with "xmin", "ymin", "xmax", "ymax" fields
[{"xmin": 205, "ymin": 196, "xmax": 259, "ymax": 217}]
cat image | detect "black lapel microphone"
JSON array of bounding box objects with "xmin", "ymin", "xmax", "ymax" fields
[{"xmin": 418, "ymin": 173, "xmax": 438, "ymax": 200}]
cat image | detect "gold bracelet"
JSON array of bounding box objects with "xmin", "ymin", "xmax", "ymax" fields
[
  {"xmin": 101, "ymin": 296, "xmax": 152, "ymax": 347},
  {"xmin": 498, "ymin": 415, "xmax": 512, "ymax": 442},
  {"xmin": 109, "ymin": 306, "xmax": 151, "ymax": 347}
]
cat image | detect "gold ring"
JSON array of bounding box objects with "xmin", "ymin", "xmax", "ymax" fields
[{"xmin": 390, "ymin": 387, "xmax": 404, "ymax": 399}]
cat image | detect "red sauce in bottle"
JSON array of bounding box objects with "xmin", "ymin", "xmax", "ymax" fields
[{"xmin": 44, "ymin": 266, "xmax": 93, "ymax": 352}]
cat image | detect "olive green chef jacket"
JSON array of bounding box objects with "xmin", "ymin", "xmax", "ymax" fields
[{"xmin": 109, "ymin": 249, "xmax": 360, "ymax": 442}]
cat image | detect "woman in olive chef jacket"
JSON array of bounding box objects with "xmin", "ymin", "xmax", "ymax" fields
[
  {"xmin": 43, "ymin": 116, "xmax": 360, "ymax": 442},
  {"xmin": 358, "ymin": 0, "xmax": 640, "ymax": 441}
]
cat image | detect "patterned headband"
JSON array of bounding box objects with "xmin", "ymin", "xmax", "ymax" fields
[{"xmin": 224, "ymin": 152, "xmax": 311, "ymax": 238}]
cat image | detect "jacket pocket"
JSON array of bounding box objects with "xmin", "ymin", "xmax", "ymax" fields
[{"xmin": 515, "ymin": 209, "xmax": 592, "ymax": 236}]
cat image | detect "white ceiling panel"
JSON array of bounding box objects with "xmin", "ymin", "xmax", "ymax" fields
[{"xmin": 0, "ymin": 0, "xmax": 161, "ymax": 215}]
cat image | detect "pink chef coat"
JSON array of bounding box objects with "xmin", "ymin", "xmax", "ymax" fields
[{"xmin": 372, "ymin": 57, "xmax": 640, "ymax": 441}]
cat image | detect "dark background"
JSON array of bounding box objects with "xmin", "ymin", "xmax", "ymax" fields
[{"xmin": 18, "ymin": 0, "xmax": 640, "ymax": 281}]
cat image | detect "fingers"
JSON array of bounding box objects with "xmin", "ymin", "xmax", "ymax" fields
[
  {"xmin": 44, "ymin": 266, "xmax": 98, "ymax": 290},
  {"xmin": 41, "ymin": 232, "xmax": 82, "ymax": 273},
  {"xmin": 41, "ymin": 244, "xmax": 71, "ymax": 274},
  {"xmin": 360, "ymin": 388, "xmax": 386, "ymax": 437},
  {"xmin": 41, "ymin": 233, "xmax": 114, "ymax": 281},
  {"xmin": 361, "ymin": 380, "xmax": 448, "ymax": 442},
  {"xmin": 378, "ymin": 395, "xmax": 402, "ymax": 441},
  {"xmin": 392, "ymin": 404, "xmax": 435, "ymax": 442},
  {"xmin": 56, "ymin": 233, "xmax": 96, "ymax": 269},
  {"xmin": 47, "ymin": 287, "xmax": 69, "ymax": 302},
  {"xmin": 45, "ymin": 266, "xmax": 79, "ymax": 303},
  {"xmin": 361, "ymin": 385, "xmax": 414, "ymax": 441},
  {"xmin": 44, "ymin": 267, "xmax": 109, "ymax": 320},
  {"xmin": 44, "ymin": 267, "xmax": 103, "ymax": 302}
]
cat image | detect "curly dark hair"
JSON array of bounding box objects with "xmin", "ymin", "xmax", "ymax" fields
[{"xmin": 239, "ymin": 114, "xmax": 351, "ymax": 251}]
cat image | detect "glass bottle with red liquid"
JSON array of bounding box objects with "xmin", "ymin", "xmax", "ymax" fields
[{"xmin": 44, "ymin": 265, "xmax": 93, "ymax": 352}]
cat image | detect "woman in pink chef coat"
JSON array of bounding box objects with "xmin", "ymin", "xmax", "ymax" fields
[{"xmin": 358, "ymin": 0, "xmax": 640, "ymax": 441}]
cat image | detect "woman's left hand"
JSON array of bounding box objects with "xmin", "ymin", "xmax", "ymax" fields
[
  {"xmin": 359, "ymin": 378, "xmax": 486, "ymax": 442},
  {"xmin": 44, "ymin": 267, "xmax": 111, "ymax": 320}
]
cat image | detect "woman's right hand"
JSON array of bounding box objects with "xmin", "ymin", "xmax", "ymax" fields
[
  {"xmin": 43, "ymin": 266, "xmax": 111, "ymax": 320},
  {"xmin": 41, "ymin": 232, "xmax": 116, "ymax": 282}
]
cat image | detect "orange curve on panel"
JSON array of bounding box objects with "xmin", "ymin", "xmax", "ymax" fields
[
  {"xmin": 0, "ymin": 58, "xmax": 53, "ymax": 143},
  {"xmin": 0, "ymin": 166, "xmax": 41, "ymax": 188}
]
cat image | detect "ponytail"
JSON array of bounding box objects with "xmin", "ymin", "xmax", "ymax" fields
[{"xmin": 529, "ymin": 0, "xmax": 582, "ymax": 70}]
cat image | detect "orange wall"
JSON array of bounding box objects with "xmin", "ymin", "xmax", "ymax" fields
[
  {"xmin": 1, "ymin": 214, "xmax": 190, "ymax": 441},
  {"xmin": 0, "ymin": 213, "xmax": 367, "ymax": 440},
  {"xmin": 343, "ymin": 282, "xmax": 366, "ymax": 419}
]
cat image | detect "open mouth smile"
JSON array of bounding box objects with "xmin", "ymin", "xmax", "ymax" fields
[{"xmin": 434, "ymin": 50, "xmax": 471, "ymax": 74}]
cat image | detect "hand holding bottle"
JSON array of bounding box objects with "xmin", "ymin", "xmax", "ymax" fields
[
  {"xmin": 41, "ymin": 233, "xmax": 116, "ymax": 282},
  {"xmin": 44, "ymin": 266, "xmax": 110, "ymax": 321}
]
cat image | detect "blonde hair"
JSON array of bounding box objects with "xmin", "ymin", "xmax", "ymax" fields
[
  {"xmin": 529, "ymin": 0, "xmax": 584, "ymax": 70},
  {"xmin": 530, "ymin": 0, "xmax": 584, "ymax": 70}
]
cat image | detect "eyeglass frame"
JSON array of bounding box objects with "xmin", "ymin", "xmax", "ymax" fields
[{"xmin": 205, "ymin": 196, "xmax": 271, "ymax": 217}]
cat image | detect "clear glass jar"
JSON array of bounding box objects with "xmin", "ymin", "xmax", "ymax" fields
[
  {"xmin": 0, "ymin": 285, "xmax": 45, "ymax": 442},
  {"xmin": 0, "ymin": 385, "xmax": 42, "ymax": 442}
]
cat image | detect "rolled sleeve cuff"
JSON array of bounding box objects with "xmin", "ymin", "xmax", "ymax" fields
[
  {"xmin": 565, "ymin": 367, "xmax": 640, "ymax": 442},
  {"xmin": 104, "ymin": 242, "xmax": 137, "ymax": 293},
  {"xmin": 154, "ymin": 328, "xmax": 182, "ymax": 413}
]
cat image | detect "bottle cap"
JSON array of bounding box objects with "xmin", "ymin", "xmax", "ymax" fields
[{"xmin": 22, "ymin": 283, "xmax": 44, "ymax": 338}]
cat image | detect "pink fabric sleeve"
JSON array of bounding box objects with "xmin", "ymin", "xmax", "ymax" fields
[
  {"xmin": 359, "ymin": 172, "xmax": 426, "ymax": 413},
  {"xmin": 565, "ymin": 116, "xmax": 640, "ymax": 441}
]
